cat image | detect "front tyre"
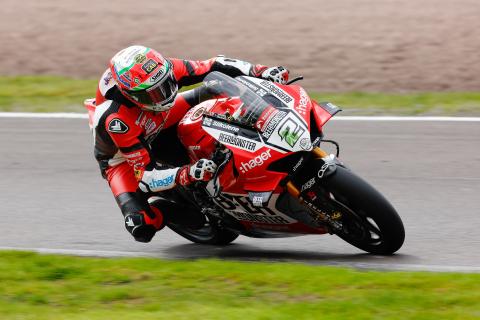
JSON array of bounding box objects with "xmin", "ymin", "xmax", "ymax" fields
[{"xmin": 319, "ymin": 166, "xmax": 405, "ymax": 255}]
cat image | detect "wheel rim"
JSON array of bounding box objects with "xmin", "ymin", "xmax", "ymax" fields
[{"xmin": 329, "ymin": 194, "xmax": 385, "ymax": 247}]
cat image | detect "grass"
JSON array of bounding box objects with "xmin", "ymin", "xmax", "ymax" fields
[
  {"xmin": 0, "ymin": 251, "xmax": 479, "ymax": 319},
  {"xmin": 0, "ymin": 75, "xmax": 479, "ymax": 115}
]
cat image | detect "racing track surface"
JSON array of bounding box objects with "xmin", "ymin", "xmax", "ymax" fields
[{"xmin": 1, "ymin": 116, "xmax": 479, "ymax": 272}]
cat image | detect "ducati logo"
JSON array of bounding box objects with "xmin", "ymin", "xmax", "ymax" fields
[{"xmin": 108, "ymin": 119, "xmax": 129, "ymax": 133}]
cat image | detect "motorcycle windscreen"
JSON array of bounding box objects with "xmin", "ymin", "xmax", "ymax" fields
[{"xmin": 203, "ymin": 72, "xmax": 271, "ymax": 127}]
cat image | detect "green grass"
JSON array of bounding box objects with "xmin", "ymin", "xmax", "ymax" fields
[
  {"xmin": 0, "ymin": 251, "xmax": 479, "ymax": 319},
  {"xmin": 0, "ymin": 75, "xmax": 479, "ymax": 115}
]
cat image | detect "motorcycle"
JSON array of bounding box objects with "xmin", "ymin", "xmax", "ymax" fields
[
  {"xmin": 167, "ymin": 72, "xmax": 404, "ymax": 255},
  {"xmin": 86, "ymin": 71, "xmax": 405, "ymax": 255}
]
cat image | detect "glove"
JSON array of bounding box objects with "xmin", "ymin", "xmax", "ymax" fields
[
  {"xmin": 124, "ymin": 207, "xmax": 164, "ymax": 243},
  {"xmin": 176, "ymin": 159, "xmax": 217, "ymax": 186},
  {"xmin": 261, "ymin": 66, "xmax": 289, "ymax": 84}
]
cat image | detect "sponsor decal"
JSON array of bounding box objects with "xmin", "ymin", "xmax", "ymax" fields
[
  {"xmin": 252, "ymin": 196, "xmax": 263, "ymax": 206},
  {"xmin": 218, "ymin": 133, "xmax": 257, "ymax": 151},
  {"xmin": 318, "ymin": 162, "xmax": 334, "ymax": 179},
  {"xmin": 236, "ymin": 77, "xmax": 260, "ymax": 92},
  {"xmin": 204, "ymin": 118, "xmax": 240, "ymax": 134},
  {"xmin": 296, "ymin": 88, "xmax": 309, "ymax": 116},
  {"xmin": 233, "ymin": 211, "xmax": 290, "ymax": 224},
  {"xmin": 277, "ymin": 119, "xmax": 305, "ymax": 147},
  {"xmin": 299, "ymin": 138, "xmax": 312, "ymax": 151},
  {"xmin": 150, "ymin": 68, "xmax": 165, "ymax": 82},
  {"xmin": 134, "ymin": 53, "xmax": 147, "ymax": 64},
  {"xmin": 143, "ymin": 119, "xmax": 156, "ymax": 135},
  {"xmin": 103, "ymin": 72, "xmax": 113, "ymax": 85},
  {"xmin": 123, "ymin": 71, "xmax": 132, "ymax": 82},
  {"xmin": 248, "ymin": 191, "xmax": 272, "ymax": 207},
  {"xmin": 126, "ymin": 217, "xmax": 135, "ymax": 227},
  {"xmin": 127, "ymin": 157, "xmax": 144, "ymax": 167},
  {"xmin": 134, "ymin": 164, "xmax": 144, "ymax": 180},
  {"xmin": 191, "ymin": 106, "xmax": 206, "ymax": 121},
  {"xmin": 256, "ymin": 88, "xmax": 268, "ymax": 97},
  {"xmin": 301, "ymin": 177, "xmax": 316, "ymax": 192},
  {"xmin": 108, "ymin": 118, "xmax": 129, "ymax": 133},
  {"xmin": 149, "ymin": 175, "xmax": 174, "ymax": 190},
  {"xmin": 259, "ymin": 80, "xmax": 293, "ymax": 105},
  {"xmin": 134, "ymin": 78, "xmax": 141, "ymax": 84},
  {"xmin": 202, "ymin": 117, "xmax": 213, "ymax": 126},
  {"xmin": 255, "ymin": 105, "xmax": 277, "ymax": 132},
  {"xmin": 124, "ymin": 152, "xmax": 141, "ymax": 159},
  {"xmin": 292, "ymin": 157, "xmax": 304, "ymax": 172},
  {"xmin": 116, "ymin": 75, "xmax": 130, "ymax": 88},
  {"xmin": 213, "ymin": 194, "xmax": 292, "ymax": 224},
  {"xmin": 141, "ymin": 59, "xmax": 158, "ymax": 74},
  {"xmin": 239, "ymin": 149, "xmax": 272, "ymax": 173},
  {"xmin": 262, "ymin": 110, "xmax": 287, "ymax": 139}
]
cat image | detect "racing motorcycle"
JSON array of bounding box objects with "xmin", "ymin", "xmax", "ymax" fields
[
  {"xmin": 160, "ymin": 72, "xmax": 404, "ymax": 255},
  {"xmin": 86, "ymin": 71, "xmax": 405, "ymax": 255}
]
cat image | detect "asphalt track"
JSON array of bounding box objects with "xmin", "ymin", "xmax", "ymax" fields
[{"xmin": 1, "ymin": 116, "xmax": 479, "ymax": 272}]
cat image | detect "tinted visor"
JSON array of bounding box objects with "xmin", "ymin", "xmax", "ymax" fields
[{"xmin": 127, "ymin": 72, "xmax": 177, "ymax": 107}]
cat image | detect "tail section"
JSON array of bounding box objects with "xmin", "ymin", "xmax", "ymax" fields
[{"xmin": 84, "ymin": 98, "xmax": 96, "ymax": 130}]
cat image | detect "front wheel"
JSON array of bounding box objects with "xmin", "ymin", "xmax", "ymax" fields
[{"xmin": 318, "ymin": 166, "xmax": 405, "ymax": 255}]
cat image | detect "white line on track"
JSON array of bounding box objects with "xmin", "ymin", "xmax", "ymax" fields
[
  {"xmin": 1, "ymin": 112, "xmax": 480, "ymax": 122},
  {"xmin": 0, "ymin": 112, "xmax": 88, "ymax": 119},
  {"xmin": 1, "ymin": 246, "xmax": 479, "ymax": 273}
]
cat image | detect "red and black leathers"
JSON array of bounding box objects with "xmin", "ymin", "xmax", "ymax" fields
[{"xmin": 93, "ymin": 56, "xmax": 277, "ymax": 242}]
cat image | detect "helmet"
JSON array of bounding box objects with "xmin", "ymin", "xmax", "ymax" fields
[{"xmin": 109, "ymin": 45, "xmax": 178, "ymax": 112}]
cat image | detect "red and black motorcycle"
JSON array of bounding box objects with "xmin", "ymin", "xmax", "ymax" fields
[{"xmin": 163, "ymin": 72, "xmax": 405, "ymax": 255}]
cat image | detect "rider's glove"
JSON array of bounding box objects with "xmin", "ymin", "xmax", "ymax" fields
[
  {"xmin": 261, "ymin": 66, "xmax": 289, "ymax": 84},
  {"xmin": 176, "ymin": 159, "xmax": 217, "ymax": 186},
  {"xmin": 124, "ymin": 207, "xmax": 164, "ymax": 243}
]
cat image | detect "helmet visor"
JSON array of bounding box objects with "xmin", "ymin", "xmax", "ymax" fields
[{"xmin": 126, "ymin": 71, "xmax": 178, "ymax": 107}]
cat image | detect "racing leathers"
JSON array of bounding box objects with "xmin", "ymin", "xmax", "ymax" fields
[{"xmin": 93, "ymin": 56, "xmax": 289, "ymax": 242}]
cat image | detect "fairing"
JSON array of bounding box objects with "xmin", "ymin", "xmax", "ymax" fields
[{"xmin": 177, "ymin": 72, "xmax": 337, "ymax": 236}]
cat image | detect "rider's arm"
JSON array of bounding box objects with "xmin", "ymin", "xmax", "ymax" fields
[
  {"xmin": 103, "ymin": 112, "xmax": 216, "ymax": 193},
  {"xmin": 169, "ymin": 57, "xmax": 289, "ymax": 88}
]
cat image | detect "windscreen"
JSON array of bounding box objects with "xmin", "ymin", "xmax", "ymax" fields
[{"xmin": 203, "ymin": 72, "xmax": 271, "ymax": 127}]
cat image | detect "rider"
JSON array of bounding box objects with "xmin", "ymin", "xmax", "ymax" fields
[{"xmin": 92, "ymin": 45, "xmax": 289, "ymax": 243}]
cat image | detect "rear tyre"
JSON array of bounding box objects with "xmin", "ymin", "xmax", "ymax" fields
[
  {"xmin": 319, "ymin": 166, "xmax": 405, "ymax": 255},
  {"xmin": 168, "ymin": 216, "xmax": 239, "ymax": 245}
]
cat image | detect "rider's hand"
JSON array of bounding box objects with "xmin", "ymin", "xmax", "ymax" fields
[
  {"xmin": 261, "ymin": 66, "xmax": 289, "ymax": 84},
  {"xmin": 176, "ymin": 159, "xmax": 217, "ymax": 186}
]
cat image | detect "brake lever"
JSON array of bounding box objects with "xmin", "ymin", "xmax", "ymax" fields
[{"xmin": 286, "ymin": 76, "xmax": 304, "ymax": 85}]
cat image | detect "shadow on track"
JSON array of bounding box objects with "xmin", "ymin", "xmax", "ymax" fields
[{"xmin": 163, "ymin": 243, "xmax": 416, "ymax": 266}]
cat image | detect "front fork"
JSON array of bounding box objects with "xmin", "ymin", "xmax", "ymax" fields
[
  {"xmin": 286, "ymin": 147, "xmax": 331, "ymax": 197},
  {"xmin": 285, "ymin": 147, "xmax": 343, "ymax": 229}
]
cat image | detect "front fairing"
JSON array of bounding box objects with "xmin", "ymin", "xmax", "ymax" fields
[{"xmin": 201, "ymin": 72, "xmax": 313, "ymax": 154}]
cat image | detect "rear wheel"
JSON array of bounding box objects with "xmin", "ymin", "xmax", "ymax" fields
[{"xmin": 318, "ymin": 166, "xmax": 405, "ymax": 255}]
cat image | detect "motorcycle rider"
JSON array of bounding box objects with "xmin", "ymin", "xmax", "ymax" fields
[{"xmin": 93, "ymin": 45, "xmax": 289, "ymax": 242}]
